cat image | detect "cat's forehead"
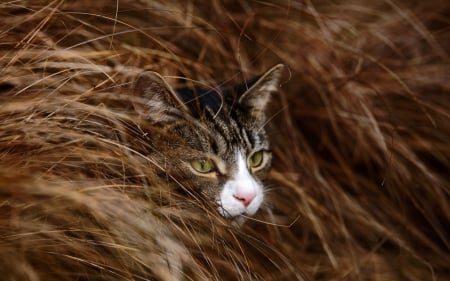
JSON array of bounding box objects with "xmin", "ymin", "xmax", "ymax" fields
[
  {"xmin": 184, "ymin": 111, "xmax": 268, "ymax": 159},
  {"xmin": 175, "ymin": 85, "xmax": 238, "ymax": 119},
  {"xmin": 168, "ymin": 67, "xmax": 281, "ymax": 159},
  {"xmin": 175, "ymin": 88, "xmax": 252, "ymax": 142}
]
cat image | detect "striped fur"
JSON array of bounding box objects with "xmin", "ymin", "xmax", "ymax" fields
[{"xmin": 133, "ymin": 65, "xmax": 284, "ymax": 218}]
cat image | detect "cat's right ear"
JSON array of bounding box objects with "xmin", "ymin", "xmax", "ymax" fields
[
  {"xmin": 238, "ymin": 64, "xmax": 284, "ymax": 121},
  {"xmin": 132, "ymin": 71, "xmax": 189, "ymax": 123}
]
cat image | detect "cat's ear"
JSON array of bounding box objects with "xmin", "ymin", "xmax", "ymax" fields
[
  {"xmin": 239, "ymin": 64, "xmax": 284, "ymax": 120},
  {"xmin": 132, "ymin": 71, "xmax": 189, "ymax": 123}
]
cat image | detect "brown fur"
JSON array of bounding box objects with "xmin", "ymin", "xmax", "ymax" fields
[{"xmin": 1, "ymin": 0, "xmax": 449, "ymax": 280}]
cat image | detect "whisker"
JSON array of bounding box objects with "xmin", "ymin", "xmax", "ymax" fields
[{"xmin": 240, "ymin": 213, "xmax": 301, "ymax": 228}]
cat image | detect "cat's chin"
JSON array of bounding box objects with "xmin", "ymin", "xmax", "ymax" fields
[
  {"xmin": 216, "ymin": 198, "xmax": 262, "ymax": 219},
  {"xmin": 216, "ymin": 190, "xmax": 264, "ymax": 219},
  {"xmin": 219, "ymin": 211, "xmax": 254, "ymax": 228}
]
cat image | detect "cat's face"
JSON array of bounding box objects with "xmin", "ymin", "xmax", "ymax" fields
[{"xmin": 132, "ymin": 65, "xmax": 283, "ymax": 218}]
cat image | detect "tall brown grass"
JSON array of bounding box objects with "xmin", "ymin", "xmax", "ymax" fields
[{"xmin": 0, "ymin": 0, "xmax": 448, "ymax": 280}]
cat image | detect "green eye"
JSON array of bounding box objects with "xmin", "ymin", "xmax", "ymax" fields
[
  {"xmin": 190, "ymin": 159, "xmax": 215, "ymax": 173},
  {"xmin": 248, "ymin": 151, "xmax": 264, "ymax": 168}
]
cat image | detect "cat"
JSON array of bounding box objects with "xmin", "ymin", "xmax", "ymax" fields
[{"xmin": 132, "ymin": 64, "xmax": 284, "ymax": 218}]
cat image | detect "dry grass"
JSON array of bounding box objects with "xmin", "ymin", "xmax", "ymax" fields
[{"xmin": 0, "ymin": 0, "xmax": 449, "ymax": 280}]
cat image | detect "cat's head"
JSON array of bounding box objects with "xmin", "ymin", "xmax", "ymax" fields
[{"xmin": 132, "ymin": 65, "xmax": 284, "ymax": 219}]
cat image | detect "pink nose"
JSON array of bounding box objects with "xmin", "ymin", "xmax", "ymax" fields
[{"xmin": 233, "ymin": 191, "xmax": 256, "ymax": 207}]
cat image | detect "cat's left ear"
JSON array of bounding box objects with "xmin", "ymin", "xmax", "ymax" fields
[
  {"xmin": 239, "ymin": 64, "xmax": 284, "ymax": 121},
  {"xmin": 132, "ymin": 71, "xmax": 190, "ymax": 123}
]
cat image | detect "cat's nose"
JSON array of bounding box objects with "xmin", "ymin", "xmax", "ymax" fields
[{"xmin": 233, "ymin": 191, "xmax": 256, "ymax": 207}]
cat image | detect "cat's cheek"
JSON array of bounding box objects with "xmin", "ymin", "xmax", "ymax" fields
[
  {"xmin": 216, "ymin": 188, "xmax": 244, "ymax": 218},
  {"xmin": 245, "ymin": 192, "xmax": 264, "ymax": 216}
]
